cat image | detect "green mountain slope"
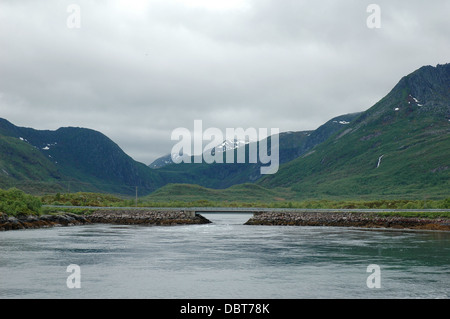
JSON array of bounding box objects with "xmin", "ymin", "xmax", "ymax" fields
[
  {"xmin": 258, "ymin": 63, "xmax": 450, "ymax": 199},
  {"xmin": 0, "ymin": 134, "xmax": 65, "ymax": 193},
  {"xmin": 143, "ymin": 183, "xmax": 294, "ymax": 203},
  {"xmin": 152, "ymin": 112, "xmax": 360, "ymax": 188},
  {"xmin": 0, "ymin": 119, "xmax": 163, "ymax": 195}
]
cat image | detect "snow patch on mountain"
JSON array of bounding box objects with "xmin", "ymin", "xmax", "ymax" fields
[
  {"xmin": 213, "ymin": 138, "xmax": 251, "ymax": 153},
  {"xmin": 41, "ymin": 142, "xmax": 58, "ymax": 150},
  {"xmin": 150, "ymin": 138, "xmax": 251, "ymax": 168},
  {"xmin": 333, "ymin": 120, "xmax": 350, "ymax": 125}
]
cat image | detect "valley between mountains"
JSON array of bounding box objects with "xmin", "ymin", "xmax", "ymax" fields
[{"xmin": 0, "ymin": 63, "xmax": 449, "ymax": 202}]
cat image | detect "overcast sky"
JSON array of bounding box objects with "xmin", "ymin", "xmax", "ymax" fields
[{"xmin": 0, "ymin": 0, "xmax": 449, "ymax": 164}]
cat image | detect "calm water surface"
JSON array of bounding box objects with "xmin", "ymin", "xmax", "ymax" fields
[{"xmin": 0, "ymin": 213, "xmax": 449, "ymax": 299}]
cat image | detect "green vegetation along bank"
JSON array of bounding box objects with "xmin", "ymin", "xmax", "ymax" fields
[
  {"xmin": 1, "ymin": 188, "xmax": 450, "ymax": 231},
  {"xmin": 40, "ymin": 189, "xmax": 450, "ymax": 210}
]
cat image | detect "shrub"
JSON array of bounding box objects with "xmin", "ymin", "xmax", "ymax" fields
[
  {"xmin": 41, "ymin": 192, "xmax": 123, "ymax": 207},
  {"xmin": 0, "ymin": 188, "xmax": 42, "ymax": 216}
]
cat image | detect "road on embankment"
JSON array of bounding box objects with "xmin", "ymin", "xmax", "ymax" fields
[
  {"xmin": 43, "ymin": 205, "xmax": 450, "ymax": 214},
  {"xmin": 40, "ymin": 206, "xmax": 450, "ymax": 230}
]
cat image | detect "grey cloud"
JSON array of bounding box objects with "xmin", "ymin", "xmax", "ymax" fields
[{"xmin": 0, "ymin": 0, "xmax": 449, "ymax": 164}]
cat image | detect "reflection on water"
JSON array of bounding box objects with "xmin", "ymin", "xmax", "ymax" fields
[{"xmin": 0, "ymin": 213, "xmax": 449, "ymax": 299}]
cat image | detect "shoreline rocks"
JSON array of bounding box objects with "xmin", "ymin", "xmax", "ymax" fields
[
  {"xmin": 2, "ymin": 210, "xmax": 449, "ymax": 232},
  {"xmin": 0, "ymin": 212, "xmax": 90, "ymax": 231},
  {"xmin": 0, "ymin": 210, "xmax": 211, "ymax": 231},
  {"xmin": 244, "ymin": 211, "xmax": 450, "ymax": 231},
  {"xmin": 86, "ymin": 210, "xmax": 212, "ymax": 226}
]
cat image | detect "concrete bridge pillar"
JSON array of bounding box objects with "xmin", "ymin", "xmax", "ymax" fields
[{"xmin": 184, "ymin": 210, "xmax": 196, "ymax": 218}]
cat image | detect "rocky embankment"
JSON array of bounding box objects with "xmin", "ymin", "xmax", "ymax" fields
[
  {"xmin": 244, "ymin": 211, "xmax": 450, "ymax": 231},
  {"xmin": 87, "ymin": 210, "xmax": 211, "ymax": 226},
  {"xmin": 0, "ymin": 210, "xmax": 211, "ymax": 231}
]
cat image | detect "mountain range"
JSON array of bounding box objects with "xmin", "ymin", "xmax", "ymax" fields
[
  {"xmin": 0, "ymin": 63, "xmax": 449, "ymax": 200},
  {"xmin": 149, "ymin": 138, "xmax": 252, "ymax": 169},
  {"xmin": 258, "ymin": 63, "xmax": 450, "ymax": 200}
]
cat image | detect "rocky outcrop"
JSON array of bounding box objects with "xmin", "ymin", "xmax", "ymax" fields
[
  {"xmin": 0, "ymin": 212, "xmax": 89, "ymax": 231},
  {"xmin": 244, "ymin": 212, "xmax": 450, "ymax": 231}
]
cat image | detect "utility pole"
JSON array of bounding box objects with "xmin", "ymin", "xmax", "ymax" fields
[{"xmin": 135, "ymin": 186, "xmax": 138, "ymax": 207}]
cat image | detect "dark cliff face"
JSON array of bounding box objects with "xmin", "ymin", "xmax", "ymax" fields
[
  {"xmin": 398, "ymin": 64, "xmax": 450, "ymax": 100},
  {"xmin": 352, "ymin": 63, "xmax": 450, "ymax": 128},
  {"xmin": 390, "ymin": 63, "xmax": 450, "ymax": 117}
]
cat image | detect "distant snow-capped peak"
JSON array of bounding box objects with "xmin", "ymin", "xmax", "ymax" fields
[{"xmin": 217, "ymin": 138, "xmax": 249, "ymax": 152}]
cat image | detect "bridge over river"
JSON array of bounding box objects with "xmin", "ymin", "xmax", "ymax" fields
[{"xmin": 41, "ymin": 205, "xmax": 450, "ymax": 230}]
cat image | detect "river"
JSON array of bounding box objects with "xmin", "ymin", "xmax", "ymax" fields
[{"xmin": 0, "ymin": 213, "xmax": 449, "ymax": 299}]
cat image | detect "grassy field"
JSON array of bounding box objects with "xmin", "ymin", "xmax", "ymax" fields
[{"xmin": 40, "ymin": 187, "xmax": 450, "ymax": 210}]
